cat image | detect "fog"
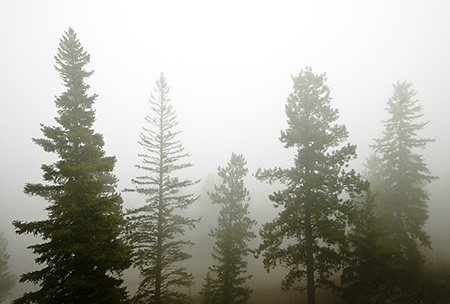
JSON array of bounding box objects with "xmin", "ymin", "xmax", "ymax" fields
[{"xmin": 1, "ymin": 1, "xmax": 449, "ymax": 302}]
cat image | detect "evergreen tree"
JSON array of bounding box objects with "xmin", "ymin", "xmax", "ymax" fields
[
  {"xmin": 125, "ymin": 73, "xmax": 198, "ymax": 304},
  {"xmin": 0, "ymin": 232, "xmax": 16, "ymax": 304},
  {"xmin": 199, "ymin": 271, "xmax": 214, "ymax": 304},
  {"xmin": 363, "ymin": 153, "xmax": 383, "ymax": 192},
  {"xmin": 205, "ymin": 153, "xmax": 256, "ymax": 304},
  {"xmin": 255, "ymin": 67, "xmax": 363, "ymax": 304},
  {"xmin": 340, "ymin": 188, "xmax": 397, "ymax": 304},
  {"xmin": 12, "ymin": 28, "xmax": 131, "ymax": 304},
  {"xmin": 368, "ymin": 81, "xmax": 437, "ymax": 302}
]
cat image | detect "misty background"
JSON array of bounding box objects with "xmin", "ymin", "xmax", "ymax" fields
[{"xmin": 1, "ymin": 0, "xmax": 449, "ymax": 301}]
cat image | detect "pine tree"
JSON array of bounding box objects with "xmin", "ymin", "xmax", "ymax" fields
[
  {"xmin": 0, "ymin": 232, "xmax": 16, "ymax": 304},
  {"xmin": 205, "ymin": 153, "xmax": 256, "ymax": 304},
  {"xmin": 255, "ymin": 67, "xmax": 363, "ymax": 304},
  {"xmin": 12, "ymin": 28, "xmax": 131, "ymax": 304},
  {"xmin": 368, "ymin": 81, "xmax": 437, "ymax": 301},
  {"xmin": 125, "ymin": 73, "xmax": 198, "ymax": 304}
]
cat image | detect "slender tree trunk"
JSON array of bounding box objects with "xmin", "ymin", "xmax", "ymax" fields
[
  {"xmin": 305, "ymin": 200, "xmax": 315, "ymax": 304},
  {"xmin": 155, "ymin": 101, "xmax": 164, "ymax": 304},
  {"xmin": 222, "ymin": 213, "xmax": 232, "ymax": 304},
  {"xmin": 155, "ymin": 230, "xmax": 162, "ymax": 303},
  {"xmin": 155, "ymin": 190, "xmax": 163, "ymax": 303},
  {"xmin": 304, "ymin": 164, "xmax": 315, "ymax": 304}
]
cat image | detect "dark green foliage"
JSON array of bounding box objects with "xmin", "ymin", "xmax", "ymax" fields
[
  {"xmin": 125, "ymin": 73, "xmax": 198, "ymax": 304},
  {"xmin": 202, "ymin": 153, "xmax": 256, "ymax": 304},
  {"xmin": 12, "ymin": 28, "xmax": 131, "ymax": 304},
  {"xmin": 255, "ymin": 67, "xmax": 363, "ymax": 304},
  {"xmin": 0, "ymin": 232, "xmax": 16, "ymax": 303},
  {"xmin": 368, "ymin": 81, "xmax": 437, "ymax": 302}
]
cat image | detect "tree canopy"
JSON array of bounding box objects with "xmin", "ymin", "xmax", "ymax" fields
[
  {"xmin": 256, "ymin": 67, "xmax": 364, "ymax": 304},
  {"xmin": 367, "ymin": 81, "xmax": 437, "ymax": 301},
  {"xmin": 201, "ymin": 153, "xmax": 256, "ymax": 304},
  {"xmin": 12, "ymin": 28, "xmax": 130, "ymax": 304},
  {"xmin": 125, "ymin": 73, "xmax": 198, "ymax": 304}
]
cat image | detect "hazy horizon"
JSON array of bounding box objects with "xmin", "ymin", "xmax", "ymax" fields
[{"xmin": 1, "ymin": 1, "xmax": 449, "ymax": 302}]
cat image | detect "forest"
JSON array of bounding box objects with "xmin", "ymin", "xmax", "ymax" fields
[
  {"xmin": 2, "ymin": 2, "xmax": 450, "ymax": 304},
  {"xmin": 1, "ymin": 26, "xmax": 449, "ymax": 304}
]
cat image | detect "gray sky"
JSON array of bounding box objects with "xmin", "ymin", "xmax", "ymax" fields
[{"xmin": 1, "ymin": 0, "xmax": 449, "ymax": 298}]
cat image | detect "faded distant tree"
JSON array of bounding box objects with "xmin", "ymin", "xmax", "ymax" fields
[
  {"xmin": 202, "ymin": 153, "xmax": 256, "ymax": 304},
  {"xmin": 12, "ymin": 28, "xmax": 131, "ymax": 304},
  {"xmin": 185, "ymin": 174, "xmax": 219, "ymax": 266},
  {"xmin": 340, "ymin": 188, "xmax": 397, "ymax": 303},
  {"xmin": 199, "ymin": 271, "xmax": 214, "ymax": 304},
  {"xmin": 363, "ymin": 153, "xmax": 383, "ymax": 191},
  {"xmin": 125, "ymin": 73, "xmax": 198, "ymax": 304},
  {"xmin": 368, "ymin": 81, "xmax": 437, "ymax": 302},
  {"xmin": 0, "ymin": 232, "xmax": 16, "ymax": 303},
  {"xmin": 255, "ymin": 67, "xmax": 364, "ymax": 304}
]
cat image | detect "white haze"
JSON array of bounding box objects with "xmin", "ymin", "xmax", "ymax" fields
[{"xmin": 1, "ymin": 0, "xmax": 449, "ymax": 300}]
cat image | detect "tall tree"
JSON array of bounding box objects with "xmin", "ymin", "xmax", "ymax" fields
[
  {"xmin": 368, "ymin": 81, "xmax": 437, "ymax": 301},
  {"xmin": 0, "ymin": 232, "xmax": 16, "ymax": 304},
  {"xmin": 125, "ymin": 73, "xmax": 198, "ymax": 304},
  {"xmin": 255, "ymin": 67, "xmax": 363, "ymax": 304},
  {"xmin": 201, "ymin": 153, "xmax": 256, "ymax": 304},
  {"xmin": 12, "ymin": 28, "xmax": 131, "ymax": 304}
]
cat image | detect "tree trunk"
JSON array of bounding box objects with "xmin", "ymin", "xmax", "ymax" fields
[
  {"xmin": 155, "ymin": 243, "xmax": 162, "ymax": 303},
  {"xmin": 155, "ymin": 209, "xmax": 162, "ymax": 303},
  {"xmin": 305, "ymin": 200, "xmax": 315, "ymax": 304},
  {"xmin": 155, "ymin": 93, "xmax": 164, "ymax": 304},
  {"xmin": 304, "ymin": 168, "xmax": 315, "ymax": 304}
]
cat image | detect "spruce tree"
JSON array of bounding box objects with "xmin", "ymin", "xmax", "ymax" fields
[
  {"xmin": 368, "ymin": 81, "xmax": 437, "ymax": 301},
  {"xmin": 255, "ymin": 67, "xmax": 363, "ymax": 304},
  {"xmin": 12, "ymin": 28, "xmax": 131, "ymax": 304},
  {"xmin": 0, "ymin": 232, "xmax": 16, "ymax": 303},
  {"xmin": 203, "ymin": 153, "xmax": 256, "ymax": 304},
  {"xmin": 125, "ymin": 73, "xmax": 198, "ymax": 304}
]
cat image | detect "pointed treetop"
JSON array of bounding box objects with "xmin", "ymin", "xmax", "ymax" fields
[{"xmin": 54, "ymin": 27, "xmax": 93, "ymax": 90}]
